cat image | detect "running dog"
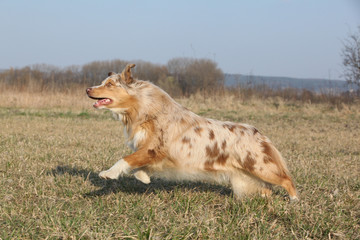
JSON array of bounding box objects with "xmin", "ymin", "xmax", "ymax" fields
[{"xmin": 86, "ymin": 64, "xmax": 298, "ymax": 201}]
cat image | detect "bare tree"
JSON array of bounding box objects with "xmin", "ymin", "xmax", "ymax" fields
[
  {"xmin": 342, "ymin": 26, "xmax": 360, "ymax": 87},
  {"xmin": 132, "ymin": 60, "xmax": 168, "ymax": 84},
  {"xmin": 167, "ymin": 57, "xmax": 224, "ymax": 95}
]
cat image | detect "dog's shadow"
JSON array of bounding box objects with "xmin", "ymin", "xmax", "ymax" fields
[{"xmin": 50, "ymin": 165, "xmax": 232, "ymax": 198}]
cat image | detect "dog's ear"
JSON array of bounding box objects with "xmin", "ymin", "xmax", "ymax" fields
[
  {"xmin": 108, "ymin": 72, "xmax": 116, "ymax": 77},
  {"xmin": 120, "ymin": 63, "xmax": 136, "ymax": 84}
]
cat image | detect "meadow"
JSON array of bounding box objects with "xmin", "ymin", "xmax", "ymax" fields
[{"xmin": 0, "ymin": 90, "xmax": 359, "ymax": 239}]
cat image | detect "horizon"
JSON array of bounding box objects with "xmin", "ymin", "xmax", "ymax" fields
[
  {"xmin": 1, "ymin": 0, "xmax": 359, "ymax": 80},
  {"xmin": 0, "ymin": 59, "xmax": 348, "ymax": 82}
]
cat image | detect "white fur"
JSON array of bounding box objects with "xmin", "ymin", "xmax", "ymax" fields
[
  {"xmin": 99, "ymin": 159, "xmax": 130, "ymax": 179},
  {"xmin": 127, "ymin": 130, "xmax": 146, "ymax": 150},
  {"xmin": 133, "ymin": 170, "xmax": 151, "ymax": 184}
]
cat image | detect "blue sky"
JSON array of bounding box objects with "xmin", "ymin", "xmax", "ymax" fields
[{"xmin": 0, "ymin": 0, "xmax": 359, "ymax": 79}]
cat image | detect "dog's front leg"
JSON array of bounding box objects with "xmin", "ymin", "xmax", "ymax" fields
[
  {"xmin": 99, "ymin": 159, "xmax": 130, "ymax": 180},
  {"xmin": 133, "ymin": 170, "xmax": 151, "ymax": 184},
  {"xmin": 99, "ymin": 149, "xmax": 155, "ymax": 183}
]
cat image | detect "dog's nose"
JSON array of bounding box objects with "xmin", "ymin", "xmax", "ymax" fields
[{"xmin": 86, "ymin": 88, "xmax": 91, "ymax": 94}]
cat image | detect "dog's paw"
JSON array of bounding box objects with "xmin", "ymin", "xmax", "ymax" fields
[
  {"xmin": 290, "ymin": 195, "xmax": 299, "ymax": 203},
  {"xmin": 99, "ymin": 170, "xmax": 120, "ymax": 180},
  {"xmin": 134, "ymin": 170, "xmax": 151, "ymax": 184}
]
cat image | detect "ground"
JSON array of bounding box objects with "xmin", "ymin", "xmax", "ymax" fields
[{"xmin": 0, "ymin": 93, "xmax": 359, "ymax": 239}]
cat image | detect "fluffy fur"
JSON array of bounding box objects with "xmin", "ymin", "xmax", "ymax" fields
[{"xmin": 86, "ymin": 64, "xmax": 298, "ymax": 201}]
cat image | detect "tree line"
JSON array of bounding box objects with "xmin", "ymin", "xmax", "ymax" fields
[{"xmin": 0, "ymin": 58, "xmax": 224, "ymax": 96}]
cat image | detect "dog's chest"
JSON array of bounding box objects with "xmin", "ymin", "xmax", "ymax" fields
[{"xmin": 125, "ymin": 128, "xmax": 147, "ymax": 151}]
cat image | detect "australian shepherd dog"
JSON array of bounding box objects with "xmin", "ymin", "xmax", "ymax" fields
[{"xmin": 86, "ymin": 64, "xmax": 298, "ymax": 201}]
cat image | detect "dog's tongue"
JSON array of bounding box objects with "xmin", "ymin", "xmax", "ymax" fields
[{"xmin": 93, "ymin": 98, "xmax": 112, "ymax": 108}]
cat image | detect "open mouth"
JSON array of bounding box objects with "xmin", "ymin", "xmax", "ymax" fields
[{"xmin": 89, "ymin": 96, "xmax": 113, "ymax": 108}]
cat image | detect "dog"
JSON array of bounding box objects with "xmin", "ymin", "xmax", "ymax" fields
[{"xmin": 86, "ymin": 64, "xmax": 298, "ymax": 201}]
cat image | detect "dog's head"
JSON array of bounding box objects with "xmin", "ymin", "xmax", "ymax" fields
[{"xmin": 86, "ymin": 64, "xmax": 138, "ymax": 111}]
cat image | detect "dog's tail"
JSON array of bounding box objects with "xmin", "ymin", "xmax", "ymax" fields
[{"xmin": 261, "ymin": 141, "xmax": 298, "ymax": 200}]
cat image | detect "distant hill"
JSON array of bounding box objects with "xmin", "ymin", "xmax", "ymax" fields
[{"xmin": 224, "ymin": 74, "xmax": 358, "ymax": 93}]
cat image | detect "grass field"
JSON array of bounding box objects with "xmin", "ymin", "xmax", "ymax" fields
[{"xmin": 0, "ymin": 92, "xmax": 359, "ymax": 239}]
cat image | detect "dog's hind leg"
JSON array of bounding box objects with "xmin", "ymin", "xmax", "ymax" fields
[
  {"xmin": 260, "ymin": 184, "xmax": 273, "ymax": 197},
  {"xmin": 230, "ymin": 171, "xmax": 264, "ymax": 199}
]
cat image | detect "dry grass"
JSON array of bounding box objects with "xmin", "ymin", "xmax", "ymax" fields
[
  {"xmin": 0, "ymin": 91, "xmax": 359, "ymax": 239},
  {"xmin": 0, "ymin": 89, "xmax": 90, "ymax": 110}
]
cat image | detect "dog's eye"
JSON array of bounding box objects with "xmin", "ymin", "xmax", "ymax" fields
[{"xmin": 106, "ymin": 82, "xmax": 113, "ymax": 87}]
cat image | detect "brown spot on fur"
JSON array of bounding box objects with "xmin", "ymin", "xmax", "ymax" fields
[
  {"xmin": 148, "ymin": 149, "xmax": 156, "ymax": 158},
  {"xmin": 180, "ymin": 118, "xmax": 186, "ymax": 124},
  {"xmin": 216, "ymin": 153, "xmax": 229, "ymax": 165},
  {"xmin": 124, "ymin": 147, "xmax": 166, "ymax": 168},
  {"xmin": 242, "ymin": 151, "xmax": 256, "ymax": 172},
  {"xmin": 253, "ymin": 128, "xmax": 259, "ymax": 135},
  {"xmin": 263, "ymin": 156, "xmax": 272, "ymax": 164},
  {"xmin": 262, "ymin": 141, "xmax": 271, "ymax": 155},
  {"xmin": 260, "ymin": 167, "xmax": 263, "ymax": 172},
  {"xmin": 261, "ymin": 141, "xmax": 275, "ymax": 164},
  {"xmin": 209, "ymin": 129, "xmax": 215, "ymax": 140},
  {"xmin": 207, "ymin": 120, "xmax": 212, "ymax": 124},
  {"xmin": 206, "ymin": 142, "xmax": 220, "ymax": 158},
  {"xmin": 182, "ymin": 137, "xmax": 191, "ymax": 144},
  {"xmin": 194, "ymin": 127, "xmax": 203, "ymax": 136},
  {"xmin": 204, "ymin": 161, "xmax": 215, "ymax": 171},
  {"xmin": 223, "ymin": 123, "xmax": 236, "ymax": 132},
  {"xmin": 188, "ymin": 152, "xmax": 191, "ymax": 157},
  {"xmin": 221, "ymin": 140, "xmax": 227, "ymax": 151}
]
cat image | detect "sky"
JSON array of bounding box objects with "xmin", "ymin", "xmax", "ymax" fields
[{"xmin": 0, "ymin": 0, "xmax": 359, "ymax": 80}]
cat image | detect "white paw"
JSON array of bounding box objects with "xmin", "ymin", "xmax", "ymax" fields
[
  {"xmin": 134, "ymin": 170, "xmax": 151, "ymax": 184},
  {"xmin": 99, "ymin": 159, "xmax": 130, "ymax": 180},
  {"xmin": 290, "ymin": 196, "xmax": 299, "ymax": 202},
  {"xmin": 99, "ymin": 170, "xmax": 120, "ymax": 180}
]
